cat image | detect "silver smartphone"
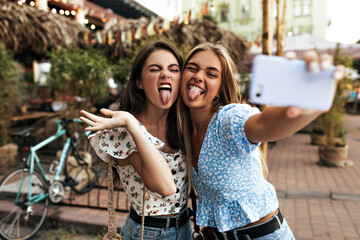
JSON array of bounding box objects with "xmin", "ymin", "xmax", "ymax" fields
[{"xmin": 249, "ymin": 55, "xmax": 336, "ymax": 111}]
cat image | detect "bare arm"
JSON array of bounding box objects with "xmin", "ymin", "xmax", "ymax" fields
[
  {"xmin": 245, "ymin": 106, "xmax": 321, "ymax": 143},
  {"xmin": 80, "ymin": 109, "xmax": 176, "ymax": 196}
]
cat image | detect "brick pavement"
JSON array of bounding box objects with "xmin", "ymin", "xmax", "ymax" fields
[{"xmin": 268, "ymin": 114, "xmax": 360, "ymax": 239}]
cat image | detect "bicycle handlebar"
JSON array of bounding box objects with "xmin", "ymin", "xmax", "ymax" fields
[{"xmin": 54, "ymin": 118, "xmax": 92, "ymax": 137}]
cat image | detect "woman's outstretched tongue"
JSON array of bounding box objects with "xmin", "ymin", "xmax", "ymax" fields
[
  {"xmin": 188, "ymin": 87, "xmax": 201, "ymax": 101},
  {"xmin": 160, "ymin": 89, "xmax": 171, "ymax": 105}
]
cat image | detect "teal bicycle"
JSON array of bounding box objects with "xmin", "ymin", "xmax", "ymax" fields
[{"xmin": 0, "ymin": 118, "xmax": 99, "ymax": 240}]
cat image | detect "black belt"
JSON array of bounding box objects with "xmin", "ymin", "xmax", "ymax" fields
[
  {"xmin": 129, "ymin": 207, "xmax": 190, "ymax": 229},
  {"xmin": 214, "ymin": 209, "xmax": 283, "ymax": 240}
]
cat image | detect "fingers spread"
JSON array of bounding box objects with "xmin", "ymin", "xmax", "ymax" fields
[
  {"xmin": 85, "ymin": 125, "xmax": 101, "ymax": 132},
  {"xmin": 79, "ymin": 116, "xmax": 95, "ymax": 127},
  {"xmin": 100, "ymin": 108, "xmax": 114, "ymax": 117},
  {"xmin": 81, "ymin": 110, "xmax": 104, "ymax": 123}
]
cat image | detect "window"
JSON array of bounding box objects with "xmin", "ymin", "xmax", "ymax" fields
[
  {"xmin": 303, "ymin": 0, "xmax": 310, "ymax": 16},
  {"xmin": 294, "ymin": 0, "xmax": 311, "ymax": 16},
  {"xmin": 241, "ymin": 4, "xmax": 250, "ymax": 20},
  {"xmin": 221, "ymin": 6, "xmax": 228, "ymax": 22},
  {"xmin": 294, "ymin": 0, "xmax": 301, "ymax": 16}
]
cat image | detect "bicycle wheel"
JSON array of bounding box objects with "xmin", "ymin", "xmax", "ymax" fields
[
  {"xmin": 0, "ymin": 168, "xmax": 49, "ymax": 240},
  {"xmin": 65, "ymin": 136, "xmax": 101, "ymax": 194}
]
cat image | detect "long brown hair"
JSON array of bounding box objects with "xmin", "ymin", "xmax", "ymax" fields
[{"xmin": 113, "ymin": 41, "xmax": 183, "ymax": 186}]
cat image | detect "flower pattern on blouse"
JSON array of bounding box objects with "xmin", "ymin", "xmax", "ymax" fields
[
  {"xmin": 192, "ymin": 104, "xmax": 279, "ymax": 232},
  {"xmin": 88, "ymin": 121, "xmax": 188, "ymax": 216}
]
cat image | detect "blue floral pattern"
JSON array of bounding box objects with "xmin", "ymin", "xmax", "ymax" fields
[
  {"xmin": 89, "ymin": 122, "xmax": 188, "ymax": 216},
  {"xmin": 192, "ymin": 104, "xmax": 279, "ymax": 232}
]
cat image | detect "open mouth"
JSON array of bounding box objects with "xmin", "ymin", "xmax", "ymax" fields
[
  {"xmin": 159, "ymin": 84, "xmax": 172, "ymax": 105},
  {"xmin": 188, "ymin": 85, "xmax": 204, "ymax": 94},
  {"xmin": 158, "ymin": 84, "xmax": 172, "ymax": 93},
  {"xmin": 187, "ymin": 84, "xmax": 204, "ymax": 100}
]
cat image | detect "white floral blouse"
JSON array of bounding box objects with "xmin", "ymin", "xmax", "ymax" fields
[{"xmin": 88, "ymin": 122, "xmax": 188, "ymax": 216}]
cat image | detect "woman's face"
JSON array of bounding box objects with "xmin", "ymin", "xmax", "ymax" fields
[
  {"xmin": 180, "ymin": 50, "xmax": 222, "ymax": 110},
  {"xmin": 137, "ymin": 49, "xmax": 181, "ymax": 110}
]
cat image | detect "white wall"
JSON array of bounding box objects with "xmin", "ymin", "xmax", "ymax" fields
[{"xmin": 134, "ymin": 0, "xmax": 182, "ymax": 20}]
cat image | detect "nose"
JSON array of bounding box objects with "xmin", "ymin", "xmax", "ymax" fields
[
  {"xmin": 193, "ymin": 70, "xmax": 205, "ymax": 82},
  {"xmin": 160, "ymin": 70, "xmax": 170, "ymax": 79}
]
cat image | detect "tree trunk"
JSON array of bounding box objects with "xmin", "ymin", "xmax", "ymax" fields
[
  {"xmin": 261, "ymin": 0, "xmax": 275, "ymax": 161},
  {"xmin": 276, "ymin": 0, "xmax": 287, "ymax": 56},
  {"xmin": 262, "ymin": 0, "xmax": 273, "ymax": 55}
]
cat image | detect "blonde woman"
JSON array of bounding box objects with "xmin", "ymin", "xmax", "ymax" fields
[{"xmin": 178, "ymin": 42, "xmax": 345, "ymax": 240}]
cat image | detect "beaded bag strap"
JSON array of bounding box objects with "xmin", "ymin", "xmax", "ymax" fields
[{"xmin": 103, "ymin": 159, "xmax": 122, "ymax": 240}]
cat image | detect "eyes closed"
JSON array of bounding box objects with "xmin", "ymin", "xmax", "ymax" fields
[
  {"xmin": 148, "ymin": 64, "xmax": 180, "ymax": 73},
  {"xmin": 184, "ymin": 64, "xmax": 220, "ymax": 79}
]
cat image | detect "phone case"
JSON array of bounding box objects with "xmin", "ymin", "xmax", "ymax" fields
[{"xmin": 249, "ymin": 55, "xmax": 336, "ymax": 111}]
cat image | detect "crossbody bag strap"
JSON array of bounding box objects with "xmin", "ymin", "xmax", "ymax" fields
[
  {"xmin": 103, "ymin": 159, "xmax": 122, "ymax": 240},
  {"xmin": 140, "ymin": 185, "xmax": 146, "ymax": 240}
]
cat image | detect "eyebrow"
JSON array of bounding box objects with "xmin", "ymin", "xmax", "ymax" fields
[
  {"xmin": 147, "ymin": 63, "xmax": 179, "ymax": 69},
  {"xmin": 186, "ymin": 62, "xmax": 220, "ymax": 73}
]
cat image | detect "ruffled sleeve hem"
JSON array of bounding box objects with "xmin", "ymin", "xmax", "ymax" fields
[
  {"xmin": 196, "ymin": 189, "xmax": 279, "ymax": 232},
  {"xmin": 88, "ymin": 123, "xmax": 165, "ymax": 162}
]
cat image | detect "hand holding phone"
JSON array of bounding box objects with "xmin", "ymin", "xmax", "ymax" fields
[{"xmin": 249, "ymin": 55, "xmax": 336, "ymax": 111}]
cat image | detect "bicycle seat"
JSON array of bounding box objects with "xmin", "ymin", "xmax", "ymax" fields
[{"xmin": 11, "ymin": 127, "xmax": 35, "ymax": 137}]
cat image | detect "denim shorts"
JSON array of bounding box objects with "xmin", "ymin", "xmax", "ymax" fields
[
  {"xmin": 120, "ymin": 207, "xmax": 192, "ymax": 240},
  {"xmin": 214, "ymin": 217, "xmax": 295, "ymax": 240}
]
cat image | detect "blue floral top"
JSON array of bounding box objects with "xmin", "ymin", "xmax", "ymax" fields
[{"xmin": 192, "ymin": 104, "xmax": 279, "ymax": 232}]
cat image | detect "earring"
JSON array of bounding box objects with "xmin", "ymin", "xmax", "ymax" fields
[{"xmin": 214, "ymin": 96, "xmax": 220, "ymax": 101}]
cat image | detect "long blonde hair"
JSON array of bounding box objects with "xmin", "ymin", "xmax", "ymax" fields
[{"xmin": 177, "ymin": 42, "xmax": 268, "ymax": 187}]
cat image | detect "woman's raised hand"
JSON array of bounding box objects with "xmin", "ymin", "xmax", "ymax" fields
[
  {"xmin": 80, "ymin": 108, "xmax": 136, "ymax": 131},
  {"xmin": 284, "ymin": 50, "xmax": 346, "ymax": 118}
]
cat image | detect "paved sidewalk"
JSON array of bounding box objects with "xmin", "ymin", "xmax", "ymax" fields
[
  {"xmin": 268, "ymin": 114, "xmax": 360, "ymax": 240},
  {"xmin": 9, "ymin": 114, "xmax": 360, "ymax": 239}
]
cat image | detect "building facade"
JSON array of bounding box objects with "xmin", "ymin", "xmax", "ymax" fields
[{"xmin": 182, "ymin": 0, "xmax": 329, "ymax": 42}]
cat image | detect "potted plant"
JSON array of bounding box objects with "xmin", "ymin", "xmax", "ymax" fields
[
  {"xmin": 47, "ymin": 45, "xmax": 113, "ymax": 118},
  {"xmin": 317, "ymin": 48, "xmax": 354, "ymax": 167},
  {"xmin": 309, "ymin": 117, "xmax": 326, "ymax": 145},
  {"xmin": 0, "ymin": 44, "xmax": 21, "ymax": 173}
]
